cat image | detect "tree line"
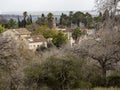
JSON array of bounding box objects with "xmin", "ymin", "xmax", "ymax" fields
[{"xmin": 0, "ymin": 9, "xmax": 117, "ymax": 31}]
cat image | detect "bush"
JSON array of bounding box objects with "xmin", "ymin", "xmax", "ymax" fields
[
  {"xmin": 47, "ymin": 42, "xmax": 54, "ymax": 48},
  {"xmin": 36, "ymin": 44, "xmax": 47, "ymax": 52},
  {"xmin": 24, "ymin": 55, "xmax": 87, "ymax": 90},
  {"xmin": 107, "ymin": 73, "xmax": 120, "ymax": 87},
  {"xmin": 73, "ymin": 81, "xmax": 92, "ymax": 89},
  {"xmin": 93, "ymin": 87, "xmax": 120, "ymax": 90}
]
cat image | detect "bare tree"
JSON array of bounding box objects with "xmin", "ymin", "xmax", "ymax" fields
[
  {"xmin": 96, "ymin": 0, "xmax": 120, "ymax": 14},
  {"xmin": 0, "ymin": 35, "xmax": 25, "ymax": 90},
  {"xmin": 73, "ymin": 24, "xmax": 120, "ymax": 85}
]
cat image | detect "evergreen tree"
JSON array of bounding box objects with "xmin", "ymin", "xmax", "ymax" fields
[
  {"xmin": 47, "ymin": 13, "xmax": 54, "ymax": 29},
  {"xmin": 7, "ymin": 18, "xmax": 17, "ymax": 29},
  {"xmin": 18, "ymin": 16, "xmax": 21, "ymax": 28},
  {"xmin": 60, "ymin": 13, "xmax": 71, "ymax": 27},
  {"xmin": 36, "ymin": 14, "xmax": 47, "ymax": 26},
  {"xmin": 72, "ymin": 27, "xmax": 82, "ymax": 41},
  {"xmin": 29, "ymin": 15, "xmax": 32, "ymax": 23},
  {"xmin": 72, "ymin": 11, "xmax": 85, "ymax": 27},
  {"xmin": 69, "ymin": 11, "xmax": 73, "ymax": 27},
  {"xmin": 23, "ymin": 11, "xmax": 28, "ymax": 27}
]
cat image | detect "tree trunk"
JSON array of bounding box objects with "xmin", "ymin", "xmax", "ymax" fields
[{"xmin": 101, "ymin": 67, "xmax": 107, "ymax": 86}]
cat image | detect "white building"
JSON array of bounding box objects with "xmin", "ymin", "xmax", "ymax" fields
[
  {"xmin": 25, "ymin": 35, "xmax": 47, "ymax": 51},
  {"xmin": 2, "ymin": 28, "xmax": 47, "ymax": 51}
]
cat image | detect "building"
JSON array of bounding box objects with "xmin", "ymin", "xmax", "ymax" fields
[
  {"xmin": 2, "ymin": 28, "xmax": 47, "ymax": 51},
  {"xmin": 13, "ymin": 28, "xmax": 31, "ymax": 39},
  {"xmin": 25, "ymin": 35, "xmax": 47, "ymax": 51},
  {"xmin": 2, "ymin": 28, "xmax": 31, "ymax": 40},
  {"xmin": 63, "ymin": 27, "xmax": 75, "ymax": 47}
]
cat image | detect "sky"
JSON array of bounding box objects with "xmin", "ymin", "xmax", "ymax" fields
[{"xmin": 0, "ymin": 0, "xmax": 95, "ymax": 13}]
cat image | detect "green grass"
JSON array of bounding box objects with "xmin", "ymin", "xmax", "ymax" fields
[{"xmin": 93, "ymin": 87, "xmax": 120, "ymax": 90}]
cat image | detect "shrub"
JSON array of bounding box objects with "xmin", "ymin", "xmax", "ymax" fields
[{"xmin": 107, "ymin": 73, "xmax": 120, "ymax": 87}]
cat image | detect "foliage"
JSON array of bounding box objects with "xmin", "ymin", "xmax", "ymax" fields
[
  {"xmin": 72, "ymin": 27, "xmax": 82, "ymax": 41},
  {"xmin": 23, "ymin": 11, "xmax": 28, "ymax": 19},
  {"xmin": 83, "ymin": 12, "xmax": 93, "ymax": 28},
  {"xmin": 0, "ymin": 24, "xmax": 5, "ymax": 33},
  {"xmin": 93, "ymin": 87, "xmax": 120, "ymax": 90},
  {"xmin": 26, "ymin": 15, "xmax": 33, "ymax": 25},
  {"xmin": 26, "ymin": 23, "xmax": 39, "ymax": 33},
  {"xmin": 94, "ymin": 16, "xmax": 103, "ymax": 23},
  {"xmin": 47, "ymin": 41, "xmax": 54, "ymax": 48},
  {"xmin": 36, "ymin": 44, "xmax": 47, "ymax": 52},
  {"xmin": 34, "ymin": 26, "xmax": 67, "ymax": 48},
  {"xmin": 0, "ymin": 9, "xmax": 119, "ymax": 90},
  {"xmin": 24, "ymin": 55, "xmax": 92, "ymax": 90},
  {"xmin": 0, "ymin": 36, "xmax": 24, "ymax": 89},
  {"xmin": 36, "ymin": 14, "xmax": 47, "ymax": 26},
  {"xmin": 0, "ymin": 17, "xmax": 8, "ymax": 27},
  {"xmin": 47, "ymin": 13, "xmax": 54, "ymax": 29},
  {"xmin": 72, "ymin": 11, "xmax": 85, "ymax": 27},
  {"xmin": 35, "ymin": 26, "xmax": 57, "ymax": 38},
  {"xmin": 73, "ymin": 20, "xmax": 120, "ymax": 86},
  {"xmin": 107, "ymin": 72, "xmax": 120, "ymax": 87},
  {"xmin": 7, "ymin": 18, "xmax": 17, "ymax": 29},
  {"xmin": 95, "ymin": 0, "xmax": 119, "ymax": 15},
  {"xmin": 18, "ymin": 11, "xmax": 32, "ymax": 28},
  {"xmin": 59, "ymin": 13, "xmax": 71, "ymax": 27},
  {"xmin": 52, "ymin": 31, "xmax": 67, "ymax": 47}
]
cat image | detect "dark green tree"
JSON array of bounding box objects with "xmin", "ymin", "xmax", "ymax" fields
[
  {"xmin": 94, "ymin": 12, "xmax": 104, "ymax": 23},
  {"xmin": 29, "ymin": 14, "xmax": 32, "ymax": 23},
  {"xmin": 23, "ymin": 11, "xmax": 28, "ymax": 19},
  {"xmin": 52, "ymin": 31, "xmax": 67, "ymax": 47},
  {"xmin": 69, "ymin": 11, "xmax": 73, "ymax": 27},
  {"xmin": 18, "ymin": 16, "xmax": 21, "ymax": 28},
  {"xmin": 26, "ymin": 15, "xmax": 33, "ymax": 25},
  {"xmin": 36, "ymin": 14, "xmax": 47, "ymax": 26},
  {"xmin": 24, "ymin": 55, "xmax": 88, "ymax": 90},
  {"xmin": 22, "ymin": 11, "xmax": 28, "ymax": 27},
  {"xmin": 7, "ymin": 18, "xmax": 17, "ymax": 29},
  {"xmin": 72, "ymin": 11, "xmax": 85, "ymax": 27},
  {"xmin": 72, "ymin": 27, "xmax": 82, "ymax": 41},
  {"xmin": 47, "ymin": 13, "xmax": 54, "ymax": 29},
  {"xmin": 60, "ymin": 13, "xmax": 71, "ymax": 27},
  {"xmin": 83, "ymin": 12, "xmax": 93, "ymax": 28}
]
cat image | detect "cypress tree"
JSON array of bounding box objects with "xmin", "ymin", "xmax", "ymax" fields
[{"xmin": 18, "ymin": 16, "xmax": 21, "ymax": 28}]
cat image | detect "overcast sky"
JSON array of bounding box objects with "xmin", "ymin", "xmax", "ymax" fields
[{"xmin": 0, "ymin": 0, "xmax": 95, "ymax": 13}]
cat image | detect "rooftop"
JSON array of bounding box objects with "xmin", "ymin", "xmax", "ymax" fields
[
  {"xmin": 13, "ymin": 28, "xmax": 31, "ymax": 35},
  {"xmin": 26, "ymin": 35, "xmax": 46, "ymax": 43}
]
